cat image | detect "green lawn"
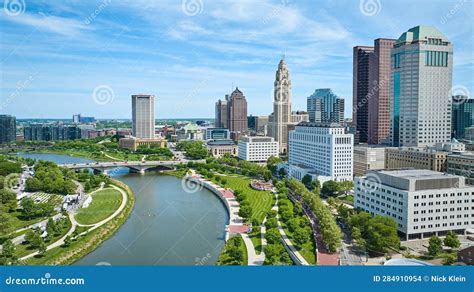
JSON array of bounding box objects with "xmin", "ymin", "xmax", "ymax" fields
[
  {"xmin": 249, "ymin": 226, "xmax": 263, "ymax": 255},
  {"xmin": 217, "ymin": 175, "xmax": 274, "ymax": 225},
  {"xmin": 9, "ymin": 211, "xmax": 48, "ymax": 231},
  {"xmin": 75, "ymin": 188, "xmax": 122, "ymax": 225}
]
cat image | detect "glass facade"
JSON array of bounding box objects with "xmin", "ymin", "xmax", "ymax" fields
[{"xmin": 392, "ymin": 72, "xmax": 401, "ymax": 147}]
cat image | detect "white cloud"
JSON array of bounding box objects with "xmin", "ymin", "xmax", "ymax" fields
[{"xmin": 3, "ymin": 12, "xmax": 90, "ymax": 36}]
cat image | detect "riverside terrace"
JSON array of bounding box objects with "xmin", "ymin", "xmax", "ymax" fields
[{"xmin": 59, "ymin": 160, "xmax": 205, "ymax": 174}]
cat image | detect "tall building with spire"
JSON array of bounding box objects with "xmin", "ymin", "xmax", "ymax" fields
[{"xmin": 271, "ymin": 59, "xmax": 292, "ymax": 153}]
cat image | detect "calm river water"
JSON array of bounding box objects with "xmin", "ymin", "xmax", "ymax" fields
[{"xmin": 18, "ymin": 153, "xmax": 228, "ymax": 265}]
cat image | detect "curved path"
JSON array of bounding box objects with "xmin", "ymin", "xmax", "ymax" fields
[
  {"xmin": 20, "ymin": 184, "xmax": 128, "ymax": 261},
  {"xmin": 186, "ymin": 174, "xmax": 264, "ymax": 266}
]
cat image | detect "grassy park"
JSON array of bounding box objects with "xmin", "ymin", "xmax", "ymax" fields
[
  {"xmin": 216, "ymin": 174, "xmax": 274, "ymax": 224},
  {"xmin": 75, "ymin": 188, "xmax": 123, "ymax": 225}
]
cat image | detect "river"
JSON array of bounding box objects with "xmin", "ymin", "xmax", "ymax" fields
[{"xmin": 17, "ymin": 153, "xmax": 228, "ymax": 265}]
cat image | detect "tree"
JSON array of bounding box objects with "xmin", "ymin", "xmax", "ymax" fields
[
  {"xmin": 238, "ymin": 205, "xmax": 252, "ymax": 220},
  {"xmin": 287, "ymin": 218, "xmax": 301, "ymax": 233},
  {"xmin": 0, "ymin": 239, "xmax": 17, "ymax": 265},
  {"xmin": 321, "ymin": 180, "xmax": 340, "ymax": 196},
  {"xmin": 302, "ymin": 175, "xmax": 312, "ymax": 187},
  {"xmin": 0, "ymin": 189, "xmax": 17, "ymax": 212},
  {"xmin": 365, "ymin": 216, "xmax": 400, "ymax": 253},
  {"xmin": 265, "ymin": 228, "xmax": 281, "ymax": 244},
  {"xmin": 38, "ymin": 241, "xmax": 47, "ymax": 256},
  {"xmin": 278, "ymin": 168, "xmax": 286, "ymax": 177},
  {"xmin": 443, "ymin": 231, "xmax": 461, "ymax": 249},
  {"xmin": 21, "ymin": 197, "xmax": 39, "ymax": 219},
  {"xmin": 63, "ymin": 235, "xmax": 72, "ymax": 247},
  {"xmin": 428, "ymin": 236, "xmax": 443, "ymax": 256},
  {"xmin": 265, "ymin": 217, "xmax": 278, "ymax": 229},
  {"xmin": 351, "ymin": 226, "xmax": 365, "ymax": 248},
  {"xmin": 25, "ymin": 230, "xmax": 43, "ymax": 248},
  {"xmin": 442, "ymin": 253, "xmax": 457, "ymax": 265},
  {"xmin": 0, "ymin": 211, "xmax": 13, "ymax": 236},
  {"xmin": 293, "ymin": 227, "xmax": 310, "ymax": 247}
]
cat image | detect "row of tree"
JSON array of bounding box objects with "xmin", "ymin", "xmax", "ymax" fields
[
  {"xmin": 276, "ymin": 189, "xmax": 313, "ymax": 250},
  {"xmin": 263, "ymin": 210, "xmax": 293, "ymax": 265},
  {"xmin": 286, "ymin": 179, "xmax": 342, "ymax": 253}
]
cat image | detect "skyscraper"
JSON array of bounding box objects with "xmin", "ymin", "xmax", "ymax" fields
[
  {"xmin": 271, "ymin": 59, "xmax": 292, "ymax": 153},
  {"xmin": 390, "ymin": 26, "xmax": 453, "ymax": 147},
  {"xmin": 452, "ymin": 95, "xmax": 473, "ymax": 139},
  {"xmin": 0, "ymin": 115, "xmax": 16, "ymax": 144},
  {"xmin": 132, "ymin": 94, "xmax": 155, "ymax": 139},
  {"xmin": 215, "ymin": 96, "xmax": 228, "ymax": 128},
  {"xmin": 307, "ymin": 88, "xmax": 344, "ymax": 124},
  {"xmin": 367, "ymin": 38, "xmax": 396, "ymax": 145},
  {"xmin": 353, "ymin": 46, "xmax": 374, "ymax": 143},
  {"xmin": 227, "ymin": 88, "xmax": 248, "ymax": 140}
]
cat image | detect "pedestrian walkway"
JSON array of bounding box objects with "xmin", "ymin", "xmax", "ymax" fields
[{"xmin": 186, "ymin": 174, "xmax": 264, "ymax": 266}]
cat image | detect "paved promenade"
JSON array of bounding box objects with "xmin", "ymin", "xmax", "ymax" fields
[{"xmin": 186, "ymin": 174, "xmax": 264, "ymax": 266}]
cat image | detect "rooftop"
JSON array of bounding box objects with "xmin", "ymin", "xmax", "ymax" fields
[
  {"xmin": 297, "ymin": 121, "xmax": 343, "ymax": 128},
  {"xmin": 396, "ymin": 25, "xmax": 450, "ymax": 45}
]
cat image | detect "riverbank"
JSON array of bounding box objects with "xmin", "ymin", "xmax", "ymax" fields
[{"xmin": 22, "ymin": 178, "xmax": 135, "ymax": 265}]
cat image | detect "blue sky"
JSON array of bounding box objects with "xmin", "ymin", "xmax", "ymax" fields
[{"xmin": 1, "ymin": 0, "xmax": 473, "ymax": 119}]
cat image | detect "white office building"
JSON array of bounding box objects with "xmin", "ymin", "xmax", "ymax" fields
[
  {"xmin": 132, "ymin": 94, "xmax": 155, "ymax": 139},
  {"xmin": 288, "ymin": 122, "xmax": 353, "ymax": 184},
  {"xmin": 355, "ymin": 169, "xmax": 474, "ymax": 240},
  {"xmin": 390, "ymin": 26, "xmax": 453, "ymax": 147},
  {"xmin": 238, "ymin": 136, "xmax": 279, "ymax": 162}
]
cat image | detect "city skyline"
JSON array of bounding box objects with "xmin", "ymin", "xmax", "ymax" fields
[{"xmin": 1, "ymin": 0, "xmax": 473, "ymax": 119}]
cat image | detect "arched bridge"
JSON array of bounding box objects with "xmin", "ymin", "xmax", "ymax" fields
[{"xmin": 59, "ymin": 160, "xmax": 205, "ymax": 174}]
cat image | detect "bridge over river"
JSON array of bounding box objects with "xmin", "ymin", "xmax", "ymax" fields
[{"xmin": 59, "ymin": 159, "xmax": 205, "ymax": 174}]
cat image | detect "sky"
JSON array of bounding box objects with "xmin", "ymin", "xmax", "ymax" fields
[{"xmin": 0, "ymin": 0, "xmax": 473, "ymax": 119}]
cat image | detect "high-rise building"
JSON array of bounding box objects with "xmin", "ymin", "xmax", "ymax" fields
[
  {"xmin": 271, "ymin": 59, "xmax": 292, "ymax": 154},
  {"xmin": 288, "ymin": 122, "xmax": 353, "ymax": 184},
  {"xmin": 132, "ymin": 94, "xmax": 155, "ymax": 139},
  {"xmin": 215, "ymin": 97, "xmax": 228, "ymax": 128},
  {"xmin": 353, "ymin": 46, "xmax": 374, "ymax": 143},
  {"xmin": 0, "ymin": 115, "xmax": 16, "ymax": 144},
  {"xmin": 23, "ymin": 124, "xmax": 81, "ymax": 141},
  {"xmin": 368, "ymin": 38, "xmax": 396, "ymax": 144},
  {"xmin": 390, "ymin": 26, "xmax": 453, "ymax": 147},
  {"xmin": 307, "ymin": 88, "xmax": 344, "ymax": 124},
  {"xmin": 452, "ymin": 96, "xmax": 474, "ymax": 139},
  {"xmin": 227, "ymin": 88, "xmax": 248, "ymax": 140}
]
